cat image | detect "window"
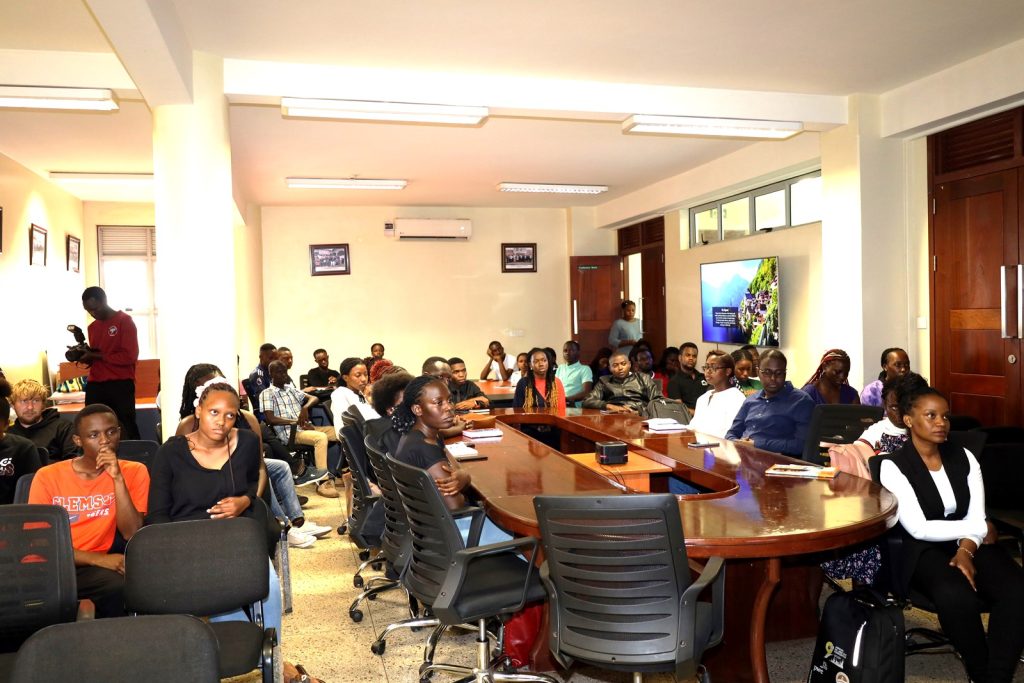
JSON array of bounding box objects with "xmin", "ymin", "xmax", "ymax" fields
[
  {"xmin": 687, "ymin": 170, "xmax": 821, "ymax": 247},
  {"xmin": 98, "ymin": 226, "xmax": 158, "ymax": 357}
]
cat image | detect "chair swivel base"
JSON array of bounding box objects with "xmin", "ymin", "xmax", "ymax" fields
[{"xmin": 418, "ymin": 619, "xmax": 557, "ymax": 683}]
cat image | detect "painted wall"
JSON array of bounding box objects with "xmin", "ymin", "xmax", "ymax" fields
[
  {"xmin": 0, "ymin": 152, "xmax": 85, "ymax": 385},
  {"xmin": 235, "ymin": 203, "xmax": 265, "ymax": 375},
  {"xmin": 260, "ymin": 206, "xmax": 571, "ymax": 375}
]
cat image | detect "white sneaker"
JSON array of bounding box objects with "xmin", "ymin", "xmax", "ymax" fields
[
  {"xmin": 302, "ymin": 521, "xmax": 333, "ymax": 538},
  {"xmin": 287, "ymin": 527, "xmax": 316, "ymax": 548}
]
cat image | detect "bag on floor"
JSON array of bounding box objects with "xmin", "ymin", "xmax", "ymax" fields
[{"xmin": 807, "ymin": 587, "xmax": 904, "ymax": 683}]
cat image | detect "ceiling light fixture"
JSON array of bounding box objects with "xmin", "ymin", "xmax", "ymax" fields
[
  {"xmin": 0, "ymin": 86, "xmax": 119, "ymax": 111},
  {"xmin": 497, "ymin": 182, "xmax": 609, "ymax": 195},
  {"xmin": 49, "ymin": 172, "xmax": 152, "ymax": 183},
  {"xmin": 285, "ymin": 177, "xmax": 408, "ymax": 190},
  {"xmin": 622, "ymin": 115, "xmax": 802, "ymax": 139},
  {"xmin": 281, "ymin": 98, "xmax": 488, "ymax": 125}
]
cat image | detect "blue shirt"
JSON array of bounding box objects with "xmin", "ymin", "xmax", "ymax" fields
[
  {"xmin": 725, "ymin": 382, "xmax": 814, "ymax": 457},
  {"xmin": 608, "ymin": 318, "xmax": 643, "ymax": 358}
]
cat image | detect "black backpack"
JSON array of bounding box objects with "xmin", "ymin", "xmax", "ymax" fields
[{"xmin": 807, "ymin": 587, "xmax": 905, "ymax": 683}]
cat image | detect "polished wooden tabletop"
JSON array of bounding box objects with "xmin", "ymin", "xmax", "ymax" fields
[{"xmin": 453, "ymin": 408, "xmax": 898, "ymax": 559}]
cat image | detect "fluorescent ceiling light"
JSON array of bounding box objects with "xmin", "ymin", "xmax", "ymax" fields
[
  {"xmin": 49, "ymin": 172, "xmax": 152, "ymax": 183},
  {"xmin": 282, "ymin": 98, "xmax": 487, "ymax": 125},
  {"xmin": 623, "ymin": 115, "xmax": 802, "ymax": 139},
  {"xmin": 286, "ymin": 177, "xmax": 407, "ymax": 190},
  {"xmin": 497, "ymin": 182, "xmax": 608, "ymax": 195},
  {"xmin": 0, "ymin": 86, "xmax": 119, "ymax": 111}
]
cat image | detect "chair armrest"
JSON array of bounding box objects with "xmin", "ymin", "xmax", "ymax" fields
[
  {"xmin": 432, "ymin": 536, "xmax": 539, "ymax": 620},
  {"xmin": 676, "ymin": 555, "xmax": 726, "ymax": 672}
]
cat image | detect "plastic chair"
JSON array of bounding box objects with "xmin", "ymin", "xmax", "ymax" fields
[
  {"xmin": 124, "ymin": 517, "xmax": 277, "ymax": 683},
  {"xmin": 13, "ymin": 473, "xmax": 35, "ymax": 505},
  {"xmin": 339, "ymin": 422, "xmax": 388, "ymax": 613},
  {"xmin": 117, "ymin": 439, "xmax": 160, "ymax": 468},
  {"xmin": 534, "ymin": 494, "xmax": 725, "ymax": 682},
  {"xmin": 10, "ymin": 615, "xmax": 219, "ymax": 683},
  {"xmin": 802, "ymin": 404, "xmax": 883, "ymax": 464}
]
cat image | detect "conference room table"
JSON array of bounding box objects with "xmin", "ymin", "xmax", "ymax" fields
[
  {"xmin": 477, "ymin": 379, "xmax": 517, "ymax": 407},
  {"xmin": 450, "ymin": 408, "xmax": 898, "ymax": 683}
]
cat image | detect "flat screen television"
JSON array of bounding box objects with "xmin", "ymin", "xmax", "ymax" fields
[{"xmin": 700, "ymin": 256, "xmax": 780, "ymax": 347}]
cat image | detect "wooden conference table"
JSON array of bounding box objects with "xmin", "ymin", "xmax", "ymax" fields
[{"xmin": 451, "ymin": 408, "xmax": 898, "ymax": 683}]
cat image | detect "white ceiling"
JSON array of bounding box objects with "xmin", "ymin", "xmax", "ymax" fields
[{"xmin": 1, "ymin": 0, "xmax": 1023, "ymax": 208}]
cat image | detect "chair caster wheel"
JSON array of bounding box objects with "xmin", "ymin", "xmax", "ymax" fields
[
  {"xmin": 353, "ymin": 575, "xmax": 364, "ymax": 588},
  {"xmin": 349, "ymin": 609, "xmax": 363, "ymax": 623},
  {"xmin": 367, "ymin": 593, "xmax": 377, "ymax": 601},
  {"xmin": 371, "ymin": 562, "xmax": 383, "ymax": 571},
  {"xmin": 358, "ymin": 550, "xmax": 370, "ymax": 561},
  {"xmin": 337, "ymin": 525, "xmax": 347, "ymax": 535},
  {"xmin": 370, "ymin": 640, "xmax": 386, "ymax": 655},
  {"xmin": 419, "ymin": 674, "xmax": 433, "ymax": 683}
]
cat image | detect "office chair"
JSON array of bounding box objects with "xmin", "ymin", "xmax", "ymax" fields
[
  {"xmin": 117, "ymin": 439, "xmax": 160, "ymax": 468},
  {"xmin": 10, "ymin": 615, "xmax": 219, "ymax": 683},
  {"xmin": 802, "ymin": 404, "xmax": 883, "ymax": 464},
  {"xmin": 978, "ymin": 442, "xmax": 1024, "ymax": 558},
  {"xmin": 534, "ymin": 494, "xmax": 725, "ymax": 683},
  {"xmin": 13, "ymin": 473, "xmax": 35, "ymax": 505},
  {"xmin": 339, "ymin": 422, "xmax": 387, "ymax": 602},
  {"xmin": 948, "ymin": 414, "xmax": 983, "ymax": 432},
  {"xmin": 250, "ymin": 495, "xmax": 293, "ymax": 614},
  {"xmin": 976, "ymin": 425, "xmax": 1024, "ymax": 445},
  {"xmin": 387, "ymin": 453, "xmax": 558, "ymax": 683},
  {"xmin": 124, "ymin": 517, "xmax": 277, "ymax": 683}
]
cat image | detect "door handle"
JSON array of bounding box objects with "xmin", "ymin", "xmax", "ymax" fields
[
  {"xmin": 1017, "ymin": 264, "xmax": 1022, "ymax": 339},
  {"xmin": 572, "ymin": 299, "xmax": 579, "ymax": 335},
  {"xmin": 1001, "ymin": 265, "xmax": 1009, "ymax": 339}
]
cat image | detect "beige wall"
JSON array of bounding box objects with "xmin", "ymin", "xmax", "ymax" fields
[
  {"xmin": 0, "ymin": 153, "xmax": 86, "ymax": 385},
  {"xmin": 235, "ymin": 203, "xmax": 265, "ymax": 374},
  {"xmin": 260, "ymin": 206, "xmax": 570, "ymax": 374}
]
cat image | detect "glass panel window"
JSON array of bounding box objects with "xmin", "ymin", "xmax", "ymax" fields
[
  {"xmin": 694, "ymin": 207, "xmax": 720, "ymax": 245},
  {"xmin": 755, "ymin": 190, "xmax": 786, "ymax": 231},
  {"xmin": 791, "ymin": 175, "xmax": 823, "ymax": 226},
  {"xmin": 100, "ymin": 259, "xmax": 150, "ymax": 312},
  {"xmin": 721, "ymin": 197, "xmax": 749, "ymax": 240}
]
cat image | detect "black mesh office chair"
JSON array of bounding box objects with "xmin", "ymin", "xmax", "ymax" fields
[
  {"xmin": 802, "ymin": 404, "xmax": 883, "ymax": 464},
  {"xmin": 977, "ymin": 442, "xmax": 1024, "ymax": 557},
  {"xmin": 387, "ymin": 453, "xmax": 557, "ymax": 683},
  {"xmin": 534, "ymin": 494, "xmax": 725, "ymax": 683},
  {"xmin": 117, "ymin": 439, "xmax": 160, "ymax": 468},
  {"xmin": 124, "ymin": 517, "xmax": 277, "ymax": 683},
  {"xmin": 13, "ymin": 473, "xmax": 35, "ymax": 504},
  {"xmin": 339, "ymin": 421, "xmax": 388, "ymax": 604},
  {"xmin": 10, "ymin": 615, "xmax": 219, "ymax": 683}
]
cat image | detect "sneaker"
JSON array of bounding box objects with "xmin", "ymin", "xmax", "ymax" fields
[
  {"xmin": 316, "ymin": 479, "xmax": 340, "ymax": 499},
  {"xmin": 302, "ymin": 521, "xmax": 333, "ymax": 538},
  {"xmin": 287, "ymin": 527, "xmax": 316, "ymax": 548},
  {"xmin": 294, "ymin": 466, "xmax": 329, "ymax": 488},
  {"xmin": 297, "ymin": 495, "xmax": 309, "ymax": 507}
]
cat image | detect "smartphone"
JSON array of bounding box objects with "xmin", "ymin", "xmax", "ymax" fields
[{"xmin": 688, "ymin": 441, "xmax": 720, "ymax": 449}]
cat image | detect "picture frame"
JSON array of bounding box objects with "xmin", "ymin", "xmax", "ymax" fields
[
  {"xmin": 29, "ymin": 224, "xmax": 47, "ymax": 266},
  {"xmin": 309, "ymin": 243, "xmax": 350, "ymax": 276},
  {"xmin": 501, "ymin": 242, "xmax": 537, "ymax": 273},
  {"xmin": 67, "ymin": 235, "xmax": 81, "ymax": 273}
]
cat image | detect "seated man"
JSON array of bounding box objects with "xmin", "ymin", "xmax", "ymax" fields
[
  {"xmin": 555, "ymin": 341, "xmax": 593, "ymax": 408},
  {"xmin": 479, "ymin": 340, "xmax": 516, "ymax": 382},
  {"xmin": 8, "ymin": 379, "xmax": 78, "ymax": 461},
  {"xmin": 306, "ymin": 348, "xmax": 341, "ymax": 395},
  {"xmin": 1, "ymin": 379, "xmax": 42, "ymax": 505},
  {"xmin": 582, "ymin": 351, "xmax": 664, "ymax": 414},
  {"xmin": 447, "ymin": 357, "xmax": 489, "ymax": 410},
  {"xmin": 725, "ymin": 349, "xmax": 814, "ymax": 457},
  {"xmin": 260, "ymin": 360, "xmax": 341, "ymax": 498},
  {"xmin": 666, "ymin": 342, "xmax": 708, "ymax": 410},
  {"xmin": 28, "ymin": 403, "xmax": 148, "ymax": 618},
  {"xmin": 247, "ymin": 342, "xmax": 277, "ymax": 420}
]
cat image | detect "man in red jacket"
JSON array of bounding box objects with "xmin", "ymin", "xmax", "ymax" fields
[{"xmin": 80, "ymin": 287, "xmax": 140, "ymax": 439}]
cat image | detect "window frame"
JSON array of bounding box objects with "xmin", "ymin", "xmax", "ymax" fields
[{"xmin": 97, "ymin": 225, "xmax": 158, "ymax": 357}]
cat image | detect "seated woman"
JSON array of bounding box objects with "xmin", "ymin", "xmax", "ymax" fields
[
  {"xmin": 653, "ymin": 346, "xmax": 680, "ymax": 394},
  {"xmin": 513, "ymin": 347, "xmax": 567, "ymax": 412},
  {"xmin": 508, "ymin": 352, "xmax": 528, "ymax": 385},
  {"xmin": 330, "ymin": 357, "xmax": 371, "ymax": 425},
  {"xmin": 860, "ymin": 347, "xmax": 911, "ymax": 407},
  {"xmin": 588, "ymin": 347, "xmax": 613, "ymax": 380},
  {"xmin": 392, "ymin": 376, "xmax": 510, "ymax": 545},
  {"xmin": 730, "ymin": 348, "xmax": 762, "ymax": 397},
  {"xmin": 149, "ymin": 381, "xmax": 283, "ymax": 638},
  {"xmin": 879, "ymin": 385, "xmax": 1024, "ymax": 683},
  {"xmin": 688, "ymin": 351, "xmax": 746, "ymax": 438},
  {"xmin": 801, "ymin": 348, "xmax": 860, "ymax": 404}
]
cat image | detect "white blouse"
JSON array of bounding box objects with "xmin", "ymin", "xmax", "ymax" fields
[{"xmin": 688, "ymin": 387, "xmax": 747, "ymax": 438}]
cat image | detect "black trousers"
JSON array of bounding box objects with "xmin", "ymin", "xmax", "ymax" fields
[
  {"xmin": 911, "ymin": 543, "xmax": 1024, "ymax": 683},
  {"xmin": 85, "ymin": 379, "xmax": 140, "ymax": 440},
  {"xmin": 76, "ymin": 565, "xmax": 126, "ymax": 619}
]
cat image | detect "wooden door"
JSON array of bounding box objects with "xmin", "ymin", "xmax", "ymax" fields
[
  {"xmin": 640, "ymin": 246, "xmax": 667, "ymax": 353},
  {"xmin": 932, "ymin": 169, "xmax": 1022, "ymax": 426},
  {"xmin": 569, "ymin": 256, "xmax": 623, "ymax": 362}
]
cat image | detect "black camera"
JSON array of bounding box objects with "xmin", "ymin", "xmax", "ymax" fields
[{"xmin": 65, "ymin": 325, "xmax": 92, "ymax": 363}]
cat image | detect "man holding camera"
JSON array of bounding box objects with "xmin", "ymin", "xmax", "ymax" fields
[{"xmin": 79, "ymin": 287, "xmax": 140, "ymax": 439}]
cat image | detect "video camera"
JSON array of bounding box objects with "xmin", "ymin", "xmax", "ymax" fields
[{"xmin": 65, "ymin": 325, "xmax": 92, "ymax": 363}]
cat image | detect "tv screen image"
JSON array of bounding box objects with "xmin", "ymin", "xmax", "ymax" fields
[{"xmin": 700, "ymin": 256, "xmax": 780, "ymax": 347}]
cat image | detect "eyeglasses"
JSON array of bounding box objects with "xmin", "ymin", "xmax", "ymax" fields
[
  {"xmin": 759, "ymin": 369, "xmax": 787, "ymax": 378},
  {"xmin": 702, "ymin": 364, "xmax": 726, "ymax": 372}
]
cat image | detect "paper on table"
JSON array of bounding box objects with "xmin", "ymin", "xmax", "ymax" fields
[{"xmin": 463, "ymin": 428, "xmax": 503, "ymax": 439}]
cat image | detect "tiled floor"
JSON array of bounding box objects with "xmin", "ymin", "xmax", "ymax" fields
[{"xmin": 277, "ymin": 493, "xmax": 1022, "ymax": 683}]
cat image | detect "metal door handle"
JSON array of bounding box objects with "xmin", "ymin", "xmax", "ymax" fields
[
  {"xmin": 1017, "ymin": 264, "xmax": 1022, "ymax": 339},
  {"xmin": 1001, "ymin": 265, "xmax": 1009, "ymax": 338},
  {"xmin": 572, "ymin": 299, "xmax": 579, "ymax": 335}
]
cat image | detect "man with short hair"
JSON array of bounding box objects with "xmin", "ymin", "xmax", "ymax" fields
[
  {"xmin": 555, "ymin": 341, "xmax": 593, "ymax": 407},
  {"xmin": 582, "ymin": 352, "xmax": 663, "ymax": 414},
  {"xmin": 276, "ymin": 346, "xmax": 297, "ymax": 384},
  {"xmin": 479, "ymin": 341, "xmax": 516, "ymax": 382},
  {"xmin": 80, "ymin": 286, "xmax": 140, "ymax": 439},
  {"xmin": 9, "ymin": 379, "xmax": 78, "ymax": 461},
  {"xmin": 725, "ymin": 350, "xmax": 814, "ymax": 457},
  {"xmin": 447, "ymin": 357, "xmax": 489, "ymax": 410},
  {"xmin": 667, "ymin": 342, "xmax": 708, "ymax": 410},
  {"xmin": 306, "ymin": 348, "xmax": 340, "ymax": 391},
  {"xmin": 422, "ymin": 356, "xmax": 452, "ymax": 381},
  {"xmin": 247, "ymin": 343, "xmax": 277, "ymax": 420}
]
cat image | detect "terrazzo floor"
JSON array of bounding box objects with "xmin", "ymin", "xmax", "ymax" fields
[{"xmin": 274, "ymin": 492, "xmax": 1023, "ymax": 683}]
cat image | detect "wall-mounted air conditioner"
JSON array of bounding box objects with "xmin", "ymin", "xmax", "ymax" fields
[{"xmin": 394, "ymin": 218, "xmax": 472, "ymax": 240}]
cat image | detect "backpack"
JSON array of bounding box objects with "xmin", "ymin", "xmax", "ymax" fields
[
  {"xmin": 643, "ymin": 398, "xmax": 691, "ymax": 423},
  {"xmin": 807, "ymin": 587, "xmax": 904, "ymax": 683}
]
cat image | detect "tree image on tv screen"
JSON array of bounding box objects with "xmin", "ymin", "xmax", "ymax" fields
[{"xmin": 738, "ymin": 258, "xmax": 779, "ymax": 346}]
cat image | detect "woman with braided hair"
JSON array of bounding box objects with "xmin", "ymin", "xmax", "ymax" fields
[
  {"xmin": 512, "ymin": 347, "xmax": 566, "ymax": 412},
  {"xmin": 801, "ymin": 348, "xmax": 860, "ymax": 405}
]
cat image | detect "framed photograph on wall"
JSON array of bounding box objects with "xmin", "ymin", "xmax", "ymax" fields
[
  {"xmin": 29, "ymin": 224, "xmax": 47, "ymax": 266},
  {"xmin": 309, "ymin": 243, "xmax": 350, "ymax": 276},
  {"xmin": 501, "ymin": 242, "xmax": 537, "ymax": 273},
  {"xmin": 67, "ymin": 235, "xmax": 81, "ymax": 273}
]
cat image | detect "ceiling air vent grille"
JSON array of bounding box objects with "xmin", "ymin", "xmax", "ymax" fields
[
  {"xmin": 617, "ymin": 226, "xmax": 641, "ymax": 251},
  {"xmin": 936, "ymin": 110, "xmax": 1017, "ymax": 175}
]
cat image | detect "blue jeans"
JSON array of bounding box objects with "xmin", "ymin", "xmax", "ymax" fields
[
  {"xmin": 456, "ymin": 515, "xmax": 514, "ymax": 546},
  {"xmin": 267, "ymin": 458, "xmax": 302, "ymax": 522},
  {"xmin": 209, "ymin": 559, "xmax": 283, "ymax": 643}
]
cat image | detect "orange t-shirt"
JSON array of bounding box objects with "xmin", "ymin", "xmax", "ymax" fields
[{"xmin": 28, "ymin": 459, "xmax": 149, "ymax": 553}]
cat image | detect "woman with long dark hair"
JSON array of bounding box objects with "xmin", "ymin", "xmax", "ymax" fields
[{"xmin": 513, "ymin": 347, "xmax": 566, "ymax": 412}]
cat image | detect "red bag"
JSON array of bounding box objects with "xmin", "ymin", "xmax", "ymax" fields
[{"xmin": 503, "ymin": 602, "xmax": 544, "ymax": 668}]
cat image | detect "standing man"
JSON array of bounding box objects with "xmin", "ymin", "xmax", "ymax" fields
[
  {"xmin": 667, "ymin": 342, "xmax": 708, "ymax": 411},
  {"xmin": 480, "ymin": 341, "xmax": 516, "ymax": 382},
  {"xmin": 80, "ymin": 287, "xmax": 140, "ymax": 439},
  {"xmin": 555, "ymin": 341, "xmax": 593, "ymax": 407}
]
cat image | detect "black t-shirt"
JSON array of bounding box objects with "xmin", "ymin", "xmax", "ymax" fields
[
  {"xmin": 394, "ymin": 429, "xmax": 446, "ymax": 471},
  {"xmin": 667, "ymin": 370, "xmax": 709, "ymax": 408},
  {"xmin": 365, "ymin": 417, "xmax": 402, "ymax": 457},
  {"xmin": 307, "ymin": 366, "xmax": 341, "ymax": 388},
  {"xmin": 448, "ymin": 380, "xmax": 485, "ymax": 405},
  {"xmin": 0, "ymin": 433, "xmax": 42, "ymax": 505}
]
